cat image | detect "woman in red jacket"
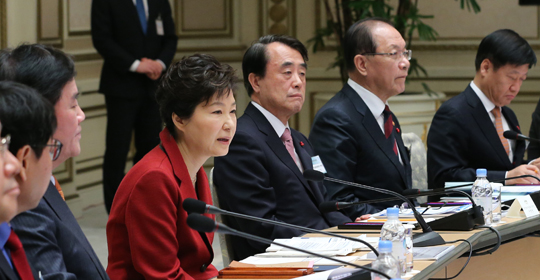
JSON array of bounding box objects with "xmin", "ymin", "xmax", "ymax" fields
[{"xmin": 106, "ymin": 54, "xmax": 237, "ymax": 280}]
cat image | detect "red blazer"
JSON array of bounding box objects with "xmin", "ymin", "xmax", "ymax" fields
[{"xmin": 106, "ymin": 129, "xmax": 218, "ymax": 280}]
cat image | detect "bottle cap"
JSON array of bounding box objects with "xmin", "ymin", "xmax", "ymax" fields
[
  {"xmin": 378, "ymin": 240, "xmax": 393, "ymax": 253},
  {"xmin": 476, "ymin": 168, "xmax": 487, "ymax": 177},
  {"xmin": 387, "ymin": 207, "xmax": 399, "ymax": 216}
]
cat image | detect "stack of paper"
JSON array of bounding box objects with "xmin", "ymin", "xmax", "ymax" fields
[
  {"xmin": 255, "ymin": 236, "xmax": 376, "ymax": 257},
  {"xmin": 241, "ymin": 256, "xmax": 360, "ymax": 266},
  {"xmin": 370, "ymin": 206, "xmax": 472, "ymax": 219}
]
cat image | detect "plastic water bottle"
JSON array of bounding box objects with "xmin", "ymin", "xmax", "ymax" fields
[
  {"xmin": 472, "ymin": 168, "xmax": 492, "ymax": 225},
  {"xmin": 371, "ymin": 240, "xmax": 399, "ymax": 280},
  {"xmin": 380, "ymin": 207, "xmax": 406, "ymax": 276},
  {"xmin": 403, "ymin": 224, "xmax": 414, "ymax": 272}
]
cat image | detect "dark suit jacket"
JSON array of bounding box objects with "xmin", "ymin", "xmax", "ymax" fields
[
  {"xmin": 10, "ymin": 182, "xmax": 109, "ymax": 280},
  {"xmin": 91, "ymin": 0, "xmax": 177, "ymax": 99},
  {"xmin": 309, "ymin": 83, "xmax": 413, "ymax": 219},
  {"xmin": 213, "ymin": 103, "xmax": 351, "ymax": 261},
  {"xmin": 0, "ymin": 252, "xmax": 39, "ymax": 280},
  {"xmin": 106, "ymin": 129, "xmax": 218, "ymax": 280},
  {"xmin": 528, "ymin": 98, "xmax": 540, "ymax": 160},
  {"xmin": 427, "ymin": 85, "xmax": 526, "ymax": 190}
]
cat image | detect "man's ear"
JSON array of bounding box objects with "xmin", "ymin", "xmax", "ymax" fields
[
  {"xmin": 479, "ymin": 59, "xmax": 492, "ymax": 76},
  {"xmin": 354, "ymin": 54, "xmax": 368, "ymax": 76},
  {"xmin": 248, "ymin": 73, "xmax": 261, "ymax": 94},
  {"xmin": 15, "ymin": 145, "xmax": 31, "ymax": 182}
]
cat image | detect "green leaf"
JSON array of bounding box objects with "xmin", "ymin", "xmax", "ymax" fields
[{"xmin": 421, "ymin": 82, "xmax": 437, "ymax": 96}]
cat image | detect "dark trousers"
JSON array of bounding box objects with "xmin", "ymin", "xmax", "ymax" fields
[{"xmin": 103, "ymin": 94, "xmax": 162, "ymax": 213}]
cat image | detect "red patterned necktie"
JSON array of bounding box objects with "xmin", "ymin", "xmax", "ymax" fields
[
  {"xmin": 6, "ymin": 229, "xmax": 33, "ymax": 280},
  {"xmin": 383, "ymin": 105, "xmax": 398, "ymax": 156}
]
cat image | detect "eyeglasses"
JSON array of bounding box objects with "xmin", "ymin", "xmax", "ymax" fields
[
  {"xmin": 45, "ymin": 139, "xmax": 63, "ymax": 161},
  {"xmin": 362, "ymin": 50, "xmax": 412, "ymax": 61},
  {"xmin": 0, "ymin": 135, "xmax": 10, "ymax": 159}
]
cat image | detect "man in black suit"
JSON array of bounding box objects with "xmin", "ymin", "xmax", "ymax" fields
[
  {"xmin": 310, "ymin": 18, "xmax": 412, "ymax": 219},
  {"xmin": 91, "ymin": 0, "xmax": 178, "ymax": 213},
  {"xmin": 0, "ymin": 44, "xmax": 109, "ymax": 280},
  {"xmin": 428, "ymin": 29, "xmax": 539, "ymax": 190},
  {"xmin": 528, "ymin": 99, "xmax": 540, "ymax": 160},
  {"xmin": 213, "ymin": 35, "xmax": 351, "ymax": 261},
  {"xmin": 0, "ymin": 81, "xmax": 58, "ymax": 280}
]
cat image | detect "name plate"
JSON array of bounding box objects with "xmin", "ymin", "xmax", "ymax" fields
[{"xmin": 507, "ymin": 195, "xmax": 539, "ymax": 218}]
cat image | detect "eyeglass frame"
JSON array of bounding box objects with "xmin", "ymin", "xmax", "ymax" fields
[
  {"xmin": 0, "ymin": 135, "xmax": 10, "ymax": 159},
  {"xmin": 44, "ymin": 139, "xmax": 63, "ymax": 161},
  {"xmin": 362, "ymin": 50, "xmax": 412, "ymax": 61}
]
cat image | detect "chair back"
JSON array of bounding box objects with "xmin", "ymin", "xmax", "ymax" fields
[
  {"xmin": 209, "ymin": 167, "xmax": 235, "ymax": 266},
  {"xmin": 402, "ymin": 132, "xmax": 428, "ymax": 203}
]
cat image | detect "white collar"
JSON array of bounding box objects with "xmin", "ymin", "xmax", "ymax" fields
[
  {"xmin": 348, "ymin": 78, "xmax": 388, "ymax": 118},
  {"xmin": 470, "ymin": 81, "xmax": 498, "ymax": 113},
  {"xmin": 251, "ymin": 101, "xmax": 290, "ymax": 137}
]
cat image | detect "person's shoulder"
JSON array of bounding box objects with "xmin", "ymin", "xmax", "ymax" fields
[{"xmin": 11, "ymin": 196, "xmax": 56, "ymax": 230}]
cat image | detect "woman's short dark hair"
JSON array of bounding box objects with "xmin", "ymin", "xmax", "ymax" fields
[
  {"xmin": 475, "ymin": 29, "xmax": 537, "ymax": 71},
  {"xmin": 0, "ymin": 44, "xmax": 76, "ymax": 105},
  {"xmin": 0, "ymin": 81, "xmax": 57, "ymax": 158},
  {"xmin": 156, "ymin": 54, "xmax": 237, "ymax": 138},
  {"xmin": 344, "ymin": 17, "xmax": 393, "ymax": 72},
  {"xmin": 242, "ymin": 35, "xmax": 308, "ymax": 97}
]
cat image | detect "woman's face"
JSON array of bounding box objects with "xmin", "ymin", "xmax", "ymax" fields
[{"xmin": 177, "ymin": 91, "xmax": 237, "ymax": 158}]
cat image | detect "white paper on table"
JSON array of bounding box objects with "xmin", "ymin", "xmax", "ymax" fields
[
  {"xmin": 266, "ymin": 236, "xmax": 370, "ymax": 253},
  {"xmin": 240, "ymin": 256, "xmax": 359, "ymax": 266},
  {"xmin": 361, "ymin": 245, "xmax": 455, "ymax": 261},
  {"xmin": 256, "ymin": 250, "xmax": 352, "ymax": 257}
]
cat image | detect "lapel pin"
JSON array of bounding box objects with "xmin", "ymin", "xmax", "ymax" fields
[
  {"xmin": 517, "ymin": 125, "xmax": 520, "ymax": 130},
  {"xmin": 396, "ymin": 127, "xmax": 400, "ymax": 133},
  {"xmin": 300, "ymin": 141, "xmax": 305, "ymax": 147}
]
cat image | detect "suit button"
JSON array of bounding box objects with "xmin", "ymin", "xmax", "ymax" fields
[{"xmin": 200, "ymin": 263, "xmax": 207, "ymax": 272}]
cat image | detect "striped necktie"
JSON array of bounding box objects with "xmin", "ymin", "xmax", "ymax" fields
[{"xmin": 492, "ymin": 107, "xmax": 510, "ymax": 155}]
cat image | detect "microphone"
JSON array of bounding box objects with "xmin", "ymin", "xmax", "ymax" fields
[
  {"xmin": 304, "ymin": 170, "xmax": 445, "ymax": 247},
  {"xmin": 320, "ymin": 190, "xmax": 484, "ymax": 231},
  {"xmin": 503, "ymin": 130, "xmax": 540, "ymax": 142},
  {"xmin": 186, "ymin": 213, "xmax": 391, "ymax": 279},
  {"xmin": 402, "ymin": 189, "xmax": 485, "ymax": 228},
  {"xmin": 182, "ymin": 198, "xmax": 379, "ymax": 256}
]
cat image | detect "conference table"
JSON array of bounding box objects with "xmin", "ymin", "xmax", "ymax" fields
[{"xmin": 224, "ymin": 213, "xmax": 540, "ymax": 279}]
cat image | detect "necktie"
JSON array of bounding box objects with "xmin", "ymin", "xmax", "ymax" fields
[
  {"xmin": 136, "ymin": 0, "xmax": 147, "ymax": 34},
  {"xmin": 54, "ymin": 176, "xmax": 65, "ymax": 200},
  {"xmin": 281, "ymin": 128, "xmax": 300, "ymax": 167},
  {"xmin": 383, "ymin": 105, "xmax": 398, "ymax": 156},
  {"xmin": 6, "ymin": 229, "xmax": 33, "ymax": 280},
  {"xmin": 492, "ymin": 107, "xmax": 510, "ymax": 155}
]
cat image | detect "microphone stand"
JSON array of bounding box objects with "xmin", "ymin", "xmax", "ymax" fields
[
  {"xmin": 318, "ymin": 175, "xmax": 445, "ymax": 247},
  {"xmin": 323, "ymin": 189, "xmax": 484, "ymax": 229},
  {"xmin": 182, "ymin": 198, "xmax": 379, "ymax": 256},
  {"xmin": 187, "ymin": 214, "xmax": 391, "ymax": 280}
]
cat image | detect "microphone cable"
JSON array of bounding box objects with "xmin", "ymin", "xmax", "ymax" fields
[
  {"xmin": 429, "ymin": 225, "xmax": 500, "ymax": 280},
  {"xmin": 428, "ymin": 238, "xmax": 473, "ymax": 280},
  {"xmin": 470, "ymin": 225, "xmax": 501, "ymax": 256}
]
